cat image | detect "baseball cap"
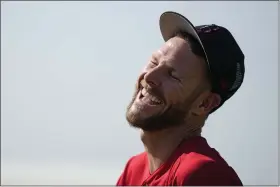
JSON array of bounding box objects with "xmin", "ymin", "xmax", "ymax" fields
[{"xmin": 159, "ymin": 11, "xmax": 245, "ymax": 113}]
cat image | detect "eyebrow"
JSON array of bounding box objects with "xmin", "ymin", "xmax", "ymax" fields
[{"xmin": 151, "ymin": 53, "xmax": 160, "ymax": 61}]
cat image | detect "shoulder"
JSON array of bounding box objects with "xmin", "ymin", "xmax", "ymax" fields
[
  {"xmin": 121, "ymin": 152, "xmax": 146, "ymax": 173},
  {"xmin": 116, "ymin": 152, "xmax": 147, "ymax": 186},
  {"xmin": 127, "ymin": 152, "xmax": 147, "ymax": 167},
  {"xmin": 174, "ymin": 152, "xmax": 243, "ymax": 186}
]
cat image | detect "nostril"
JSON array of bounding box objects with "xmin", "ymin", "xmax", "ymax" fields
[{"xmin": 140, "ymin": 92, "xmax": 144, "ymax": 99}]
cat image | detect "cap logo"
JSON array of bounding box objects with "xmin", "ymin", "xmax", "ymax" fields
[{"xmin": 197, "ymin": 24, "xmax": 220, "ymax": 33}]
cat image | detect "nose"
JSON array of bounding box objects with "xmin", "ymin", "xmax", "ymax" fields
[{"xmin": 143, "ymin": 66, "xmax": 162, "ymax": 87}]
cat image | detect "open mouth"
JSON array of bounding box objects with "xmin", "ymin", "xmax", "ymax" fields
[{"xmin": 139, "ymin": 88, "xmax": 163, "ymax": 105}]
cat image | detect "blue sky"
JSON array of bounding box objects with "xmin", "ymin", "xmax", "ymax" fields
[{"xmin": 1, "ymin": 1, "xmax": 278, "ymax": 185}]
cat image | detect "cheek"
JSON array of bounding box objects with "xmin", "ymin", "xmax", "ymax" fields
[{"xmin": 163, "ymin": 83, "xmax": 186, "ymax": 105}]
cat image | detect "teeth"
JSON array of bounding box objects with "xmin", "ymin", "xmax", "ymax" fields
[
  {"xmin": 141, "ymin": 88, "xmax": 162, "ymax": 104},
  {"xmin": 151, "ymin": 96, "xmax": 161, "ymax": 104},
  {"xmin": 142, "ymin": 88, "xmax": 148, "ymax": 96}
]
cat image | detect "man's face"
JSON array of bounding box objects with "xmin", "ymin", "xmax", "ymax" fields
[{"xmin": 126, "ymin": 36, "xmax": 210, "ymax": 132}]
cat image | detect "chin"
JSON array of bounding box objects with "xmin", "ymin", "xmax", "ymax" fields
[
  {"xmin": 126, "ymin": 95, "xmax": 188, "ymax": 132},
  {"xmin": 126, "ymin": 100, "xmax": 165, "ymax": 128},
  {"xmin": 126, "ymin": 80, "xmax": 175, "ymax": 130}
]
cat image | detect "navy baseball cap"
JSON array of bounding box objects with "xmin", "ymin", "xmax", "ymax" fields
[{"xmin": 159, "ymin": 11, "xmax": 245, "ymax": 113}]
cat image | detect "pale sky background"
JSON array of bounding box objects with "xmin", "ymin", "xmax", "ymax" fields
[{"xmin": 1, "ymin": 1, "xmax": 278, "ymax": 185}]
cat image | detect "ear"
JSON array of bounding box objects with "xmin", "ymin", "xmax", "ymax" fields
[{"xmin": 192, "ymin": 92, "xmax": 221, "ymax": 116}]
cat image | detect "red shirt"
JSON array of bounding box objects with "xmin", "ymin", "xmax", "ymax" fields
[{"xmin": 116, "ymin": 136, "xmax": 243, "ymax": 186}]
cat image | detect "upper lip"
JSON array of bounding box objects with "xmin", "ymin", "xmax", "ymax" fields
[{"xmin": 139, "ymin": 82, "xmax": 165, "ymax": 104}]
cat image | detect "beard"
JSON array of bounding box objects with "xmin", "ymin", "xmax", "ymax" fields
[{"xmin": 125, "ymin": 83, "xmax": 194, "ymax": 132}]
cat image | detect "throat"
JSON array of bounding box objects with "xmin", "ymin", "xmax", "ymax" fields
[
  {"xmin": 141, "ymin": 129, "xmax": 186, "ymax": 174},
  {"xmin": 147, "ymin": 154, "xmax": 166, "ymax": 174}
]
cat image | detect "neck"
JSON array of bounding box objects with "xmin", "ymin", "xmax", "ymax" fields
[{"xmin": 140, "ymin": 124, "xmax": 202, "ymax": 174}]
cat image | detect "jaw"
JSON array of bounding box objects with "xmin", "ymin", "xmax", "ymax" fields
[{"xmin": 127, "ymin": 92, "xmax": 190, "ymax": 131}]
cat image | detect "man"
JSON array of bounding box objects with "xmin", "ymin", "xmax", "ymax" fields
[{"xmin": 117, "ymin": 11, "xmax": 244, "ymax": 186}]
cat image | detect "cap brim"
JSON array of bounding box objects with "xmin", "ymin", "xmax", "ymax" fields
[
  {"xmin": 160, "ymin": 11, "xmax": 201, "ymax": 45},
  {"xmin": 159, "ymin": 11, "xmax": 209, "ymax": 64}
]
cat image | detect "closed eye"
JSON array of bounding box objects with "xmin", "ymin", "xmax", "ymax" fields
[
  {"xmin": 149, "ymin": 61, "xmax": 158, "ymax": 68},
  {"xmin": 169, "ymin": 71, "xmax": 181, "ymax": 82}
]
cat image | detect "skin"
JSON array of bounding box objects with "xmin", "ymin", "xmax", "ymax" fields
[{"xmin": 126, "ymin": 36, "xmax": 221, "ymax": 173}]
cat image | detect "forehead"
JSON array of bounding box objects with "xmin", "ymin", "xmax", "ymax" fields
[{"xmin": 154, "ymin": 37, "xmax": 206, "ymax": 77}]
